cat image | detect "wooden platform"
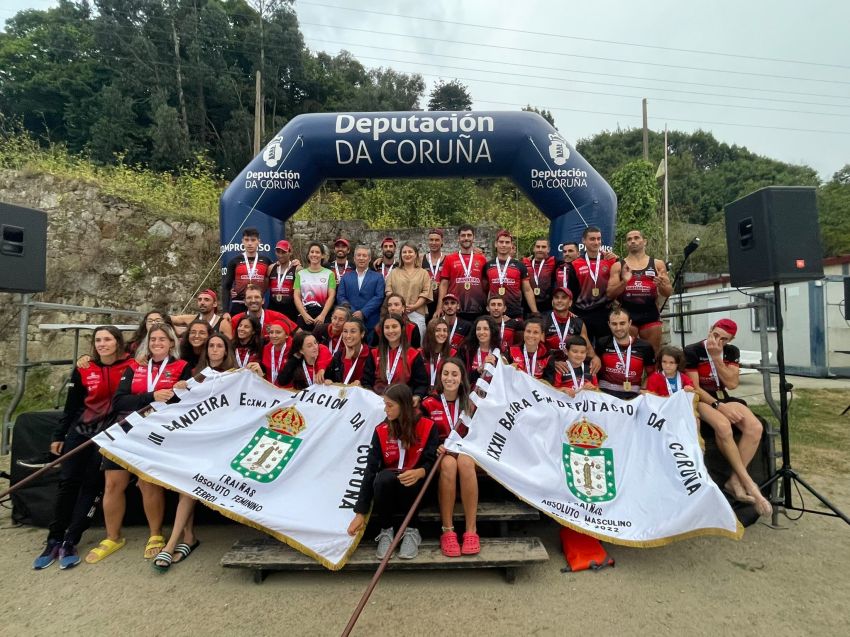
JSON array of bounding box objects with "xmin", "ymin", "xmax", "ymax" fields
[
  {"xmin": 221, "ymin": 536, "xmax": 549, "ymax": 583},
  {"xmin": 418, "ymin": 499, "xmax": 539, "ymax": 523}
]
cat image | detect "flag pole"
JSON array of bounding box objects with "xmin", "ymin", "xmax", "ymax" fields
[
  {"xmin": 340, "ymin": 453, "xmax": 445, "ymax": 637},
  {"xmin": 0, "ymin": 438, "xmax": 96, "ymax": 503},
  {"xmin": 663, "ymin": 125, "xmax": 669, "ymax": 262}
]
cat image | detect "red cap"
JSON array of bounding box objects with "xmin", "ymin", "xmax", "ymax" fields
[
  {"xmin": 334, "ymin": 238, "xmax": 350, "ymax": 247},
  {"xmin": 275, "ymin": 240, "xmax": 291, "ymax": 252},
  {"xmin": 495, "ymin": 229, "xmax": 513, "ymax": 241},
  {"xmin": 198, "ymin": 289, "xmax": 217, "ymax": 302},
  {"xmin": 552, "ymin": 286, "xmax": 573, "ymax": 298},
  {"xmin": 443, "ymin": 293, "xmax": 459, "ymax": 302},
  {"xmin": 712, "ymin": 318, "xmax": 738, "ymax": 337},
  {"xmin": 265, "ymin": 319, "xmax": 291, "ymax": 333},
  {"xmin": 428, "ymin": 228, "xmax": 444, "ymax": 238},
  {"xmin": 381, "ymin": 236, "xmax": 396, "ymax": 247}
]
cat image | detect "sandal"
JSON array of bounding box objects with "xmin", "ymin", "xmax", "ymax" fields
[
  {"xmin": 172, "ymin": 540, "xmax": 201, "ymax": 564},
  {"xmin": 151, "ymin": 551, "xmax": 173, "ymax": 573},
  {"xmin": 85, "ymin": 537, "xmax": 126, "ymax": 564},
  {"xmin": 461, "ymin": 531, "xmax": 480, "ymax": 556},
  {"xmin": 144, "ymin": 535, "xmax": 165, "ymax": 560},
  {"xmin": 440, "ymin": 531, "xmax": 461, "ymax": 558}
]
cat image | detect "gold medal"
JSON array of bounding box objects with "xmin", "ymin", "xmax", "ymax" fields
[
  {"xmin": 464, "ymin": 282, "xmax": 471, "ymax": 290},
  {"xmin": 274, "ymin": 294, "xmax": 283, "ymax": 302},
  {"xmin": 533, "ymin": 287, "xmax": 541, "ymax": 296},
  {"xmin": 432, "ymin": 280, "xmax": 438, "ymax": 290},
  {"xmin": 498, "ymin": 286, "xmax": 505, "ymax": 296},
  {"xmin": 592, "ymin": 287, "xmax": 600, "ymax": 297},
  {"xmin": 623, "ymin": 381, "xmax": 632, "ymax": 391}
]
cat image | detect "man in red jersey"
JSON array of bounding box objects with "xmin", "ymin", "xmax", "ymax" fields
[
  {"xmin": 595, "ymin": 307, "xmax": 655, "ymax": 400},
  {"xmin": 484, "ymin": 230, "xmax": 538, "ymax": 319},
  {"xmin": 523, "ymin": 237, "xmax": 557, "ymax": 314},
  {"xmin": 437, "ymin": 225, "xmax": 488, "ymax": 322},
  {"xmin": 222, "ymin": 227, "xmax": 271, "ymax": 315},
  {"xmin": 231, "ymin": 284, "xmax": 298, "ymax": 339},
  {"xmin": 266, "ymin": 239, "xmax": 300, "ymax": 322},
  {"xmin": 568, "ymin": 226, "xmax": 618, "ymax": 343}
]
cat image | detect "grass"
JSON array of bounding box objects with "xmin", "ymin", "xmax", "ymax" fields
[{"xmin": 751, "ymin": 389, "xmax": 850, "ymax": 476}]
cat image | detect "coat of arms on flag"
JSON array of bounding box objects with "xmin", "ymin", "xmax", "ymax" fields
[
  {"xmin": 231, "ymin": 406, "xmax": 306, "ymax": 483},
  {"xmin": 563, "ymin": 417, "xmax": 616, "ymax": 504}
]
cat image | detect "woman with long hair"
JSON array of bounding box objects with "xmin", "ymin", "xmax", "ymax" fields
[
  {"xmin": 362, "ymin": 314, "xmax": 428, "ymax": 404},
  {"xmin": 506, "ymin": 316, "xmax": 550, "ymax": 379},
  {"xmin": 92, "ymin": 323, "xmax": 192, "ymax": 564},
  {"xmin": 420, "ymin": 317, "xmax": 456, "ymax": 392},
  {"xmin": 261, "ymin": 320, "xmax": 293, "ymax": 386},
  {"xmin": 375, "ymin": 293, "xmax": 422, "ymax": 348},
  {"xmin": 324, "ymin": 318, "xmax": 371, "ymax": 385},
  {"xmin": 421, "ymin": 358, "xmax": 480, "ymax": 557},
  {"xmin": 178, "ymin": 319, "xmax": 212, "ymax": 371},
  {"xmin": 127, "ymin": 310, "xmax": 172, "ymax": 354},
  {"xmin": 385, "ymin": 241, "xmax": 432, "ymax": 342},
  {"xmin": 233, "ymin": 315, "xmax": 264, "ymax": 376},
  {"xmin": 347, "ymin": 384, "xmax": 438, "ymax": 560},
  {"xmin": 456, "ymin": 315, "xmax": 500, "ymax": 384},
  {"xmin": 33, "ymin": 326, "xmax": 133, "ymax": 570},
  {"xmin": 293, "ymin": 242, "xmax": 337, "ymax": 330},
  {"xmin": 196, "ymin": 333, "xmax": 236, "ymax": 374},
  {"xmin": 313, "ymin": 305, "xmax": 350, "ymax": 356},
  {"xmin": 277, "ymin": 331, "xmax": 333, "ymax": 389}
]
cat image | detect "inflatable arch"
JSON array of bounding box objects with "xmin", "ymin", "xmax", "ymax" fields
[{"xmin": 219, "ymin": 111, "xmax": 616, "ymax": 263}]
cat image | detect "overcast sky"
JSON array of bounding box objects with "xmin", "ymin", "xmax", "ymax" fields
[{"xmin": 4, "ymin": 0, "xmax": 849, "ymax": 179}]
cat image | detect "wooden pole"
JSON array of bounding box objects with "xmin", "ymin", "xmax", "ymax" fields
[
  {"xmin": 253, "ymin": 70, "xmax": 263, "ymax": 155},
  {"xmin": 663, "ymin": 125, "xmax": 669, "ymax": 262},
  {"xmin": 340, "ymin": 453, "xmax": 445, "ymax": 637},
  {"xmin": 0, "ymin": 438, "xmax": 96, "ymax": 503},
  {"xmin": 642, "ymin": 98, "xmax": 649, "ymax": 161}
]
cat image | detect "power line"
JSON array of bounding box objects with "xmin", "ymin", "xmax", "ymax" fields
[
  {"xmin": 298, "ymin": 21, "xmax": 850, "ymax": 86},
  {"xmin": 297, "ymin": 0, "xmax": 850, "ymax": 71}
]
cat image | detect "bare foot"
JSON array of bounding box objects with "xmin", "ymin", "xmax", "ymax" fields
[{"xmin": 724, "ymin": 477, "xmax": 755, "ymax": 503}]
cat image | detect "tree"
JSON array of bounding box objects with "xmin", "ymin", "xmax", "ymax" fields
[
  {"xmin": 608, "ymin": 159, "xmax": 661, "ymax": 254},
  {"xmin": 819, "ymin": 165, "xmax": 850, "ymax": 256},
  {"xmin": 428, "ymin": 79, "xmax": 472, "ymax": 111},
  {"xmin": 522, "ymin": 105, "xmax": 555, "ymax": 128}
]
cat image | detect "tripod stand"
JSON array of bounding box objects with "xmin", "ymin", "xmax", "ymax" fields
[{"xmin": 760, "ymin": 281, "xmax": 850, "ymax": 524}]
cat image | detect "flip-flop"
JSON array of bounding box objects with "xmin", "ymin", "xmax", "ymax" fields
[
  {"xmin": 144, "ymin": 535, "xmax": 166, "ymax": 560},
  {"xmin": 151, "ymin": 551, "xmax": 173, "ymax": 573},
  {"xmin": 85, "ymin": 537, "xmax": 126, "ymax": 564},
  {"xmin": 172, "ymin": 540, "xmax": 201, "ymax": 564}
]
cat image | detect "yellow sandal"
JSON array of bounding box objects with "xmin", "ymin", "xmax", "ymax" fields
[
  {"xmin": 143, "ymin": 535, "xmax": 165, "ymax": 559},
  {"xmin": 85, "ymin": 537, "xmax": 126, "ymax": 564}
]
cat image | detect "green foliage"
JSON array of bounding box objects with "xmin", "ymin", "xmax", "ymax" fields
[
  {"xmin": 428, "ymin": 80, "xmax": 473, "ymax": 111},
  {"xmin": 522, "ymin": 105, "xmax": 556, "ymax": 128},
  {"xmin": 818, "ymin": 165, "xmax": 850, "ymax": 256},
  {"xmin": 0, "ymin": 366, "xmax": 58, "ymax": 418},
  {"xmin": 608, "ymin": 159, "xmax": 661, "ymax": 253}
]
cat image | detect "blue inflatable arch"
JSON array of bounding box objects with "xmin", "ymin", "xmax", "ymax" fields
[{"xmin": 219, "ymin": 111, "xmax": 616, "ymax": 261}]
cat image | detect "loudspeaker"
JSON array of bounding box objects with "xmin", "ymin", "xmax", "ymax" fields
[
  {"xmin": 724, "ymin": 186, "xmax": 823, "ymax": 288},
  {"xmin": 0, "ymin": 201, "xmax": 47, "ymax": 293}
]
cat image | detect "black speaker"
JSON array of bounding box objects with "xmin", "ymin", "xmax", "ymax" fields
[
  {"xmin": 0, "ymin": 202, "xmax": 47, "ymax": 293},
  {"xmin": 724, "ymin": 186, "xmax": 823, "ymax": 288}
]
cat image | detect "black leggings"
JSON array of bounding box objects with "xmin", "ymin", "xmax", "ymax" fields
[
  {"xmin": 372, "ymin": 469, "xmax": 423, "ymax": 530},
  {"xmin": 48, "ymin": 431, "xmax": 104, "ymax": 545}
]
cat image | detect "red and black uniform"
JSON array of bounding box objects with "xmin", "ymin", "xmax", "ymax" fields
[
  {"xmin": 494, "ymin": 317, "xmax": 523, "ymax": 353},
  {"xmin": 277, "ymin": 344, "xmax": 333, "ymax": 390},
  {"xmin": 231, "ymin": 309, "xmax": 298, "ymax": 341},
  {"xmin": 619, "ymin": 256, "xmax": 662, "ymax": 330},
  {"xmin": 553, "ymin": 260, "xmax": 572, "ymax": 291},
  {"xmin": 440, "ymin": 252, "xmax": 488, "ymax": 320},
  {"xmin": 594, "ymin": 336, "xmax": 655, "ymax": 399},
  {"xmin": 361, "ymin": 346, "xmax": 428, "ymax": 399},
  {"xmin": 112, "ymin": 357, "xmax": 192, "ymax": 415},
  {"xmin": 457, "ymin": 345, "xmax": 497, "ymax": 384},
  {"xmin": 543, "ymin": 360, "xmax": 598, "ymax": 391},
  {"xmin": 266, "ymin": 261, "xmax": 298, "ymax": 321},
  {"xmin": 234, "ymin": 344, "xmax": 262, "ymax": 370},
  {"xmin": 374, "ymin": 260, "xmax": 400, "ymax": 280},
  {"xmin": 325, "ymin": 344, "xmax": 372, "ymax": 385},
  {"xmin": 568, "ymin": 253, "xmax": 618, "ymax": 342},
  {"xmin": 444, "ymin": 316, "xmax": 472, "ymax": 348},
  {"xmin": 543, "ymin": 312, "xmax": 585, "ymax": 354},
  {"xmin": 422, "ymin": 253, "xmax": 445, "ymax": 316},
  {"xmin": 506, "ymin": 343, "xmax": 550, "ymax": 379},
  {"xmin": 483, "ymin": 257, "xmax": 528, "ymax": 319},
  {"xmin": 313, "ymin": 323, "xmax": 345, "ymax": 357},
  {"xmin": 421, "ymin": 395, "xmax": 463, "ymax": 441},
  {"xmin": 684, "ymin": 341, "xmax": 740, "ymax": 399},
  {"xmin": 261, "ymin": 340, "xmax": 292, "ymax": 386},
  {"xmin": 326, "ymin": 260, "xmax": 354, "ymax": 285},
  {"xmin": 645, "ymin": 371, "xmax": 694, "ymax": 396},
  {"xmin": 45, "ymin": 356, "xmax": 133, "ymax": 545},
  {"xmin": 421, "ymin": 348, "xmax": 456, "ymax": 391},
  {"xmin": 523, "ymin": 256, "xmax": 557, "ymax": 313},
  {"xmin": 373, "ymin": 320, "xmax": 421, "ymax": 349},
  {"xmin": 354, "ymin": 417, "xmax": 438, "ymax": 529},
  {"xmin": 223, "ymin": 252, "xmax": 272, "ymax": 313}
]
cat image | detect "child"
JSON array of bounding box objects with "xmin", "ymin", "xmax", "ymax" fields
[
  {"xmin": 645, "ymin": 345, "xmax": 695, "ymax": 396},
  {"xmin": 544, "ymin": 335, "xmax": 598, "ymax": 397}
]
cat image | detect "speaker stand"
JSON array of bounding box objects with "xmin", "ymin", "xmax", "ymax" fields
[{"xmin": 760, "ymin": 282, "xmax": 850, "ymax": 525}]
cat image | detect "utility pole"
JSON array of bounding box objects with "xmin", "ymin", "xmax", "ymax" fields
[
  {"xmin": 253, "ymin": 70, "xmax": 263, "ymax": 155},
  {"xmin": 642, "ymin": 98, "xmax": 649, "ymax": 161}
]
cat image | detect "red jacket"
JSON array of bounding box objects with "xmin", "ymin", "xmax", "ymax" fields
[{"xmin": 507, "ymin": 343, "xmax": 549, "ymax": 379}]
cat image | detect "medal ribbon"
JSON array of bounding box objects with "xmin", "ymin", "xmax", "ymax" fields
[
  {"xmin": 440, "ymin": 395, "xmax": 459, "ymax": 431},
  {"xmin": 531, "ymin": 258, "xmax": 546, "ymax": 288},
  {"xmin": 703, "ymin": 340, "xmax": 722, "ymax": 389},
  {"xmin": 386, "ymin": 347, "xmax": 403, "ymax": 383},
  {"xmin": 429, "ymin": 353, "xmax": 441, "ymax": 387},
  {"xmin": 428, "ymin": 254, "xmax": 443, "ymax": 281},
  {"xmin": 343, "ymin": 345, "xmax": 364, "ymax": 384},
  {"xmin": 301, "ymin": 360, "xmax": 314, "ymax": 386},
  {"xmin": 495, "ymin": 257, "xmax": 510, "ymax": 287},
  {"xmin": 522, "ymin": 345, "xmax": 538, "ymax": 376},
  {"xmin": 550, "ymin": 312, "xmax": 571, "ymax": 348},
  {"xmin": 567, "ymin": 361, "xmax": 585, "ymax": 390},
  {"xmin": 235, "ymin": 348, "xmax": 250, "ymax": 369},
  {"xmin": 275, "ymin": 263, "xmax": 291, "ymax": 291},
  {"xmin": 613, "ymin": 337, "xmax": 633, "ymax": 384},
  {"xmin": 147, "ymin": 358, "xmax": 168, "ymax": 392},
  {"xmin": 243, "ymin": 253, "xmax": 259, "ymax": 281},
  {"xmin": 270, "ymin": 344, "xmax": 287, "ymax": 381},
  {"xmin": 587, "ymin": 252, "xmax": 601, "ymax": 287},
  {"xmin": 458, "ymin": 251, "xmax": 474, "ymax": 283},
  {"xmin": 665, "ymin": 373, "xmax": 679, "ymax": 396}
]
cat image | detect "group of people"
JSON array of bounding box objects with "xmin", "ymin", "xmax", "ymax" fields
[{"xmin": 34, "ymin": 223, "xmax": 770, "ymax": 571}]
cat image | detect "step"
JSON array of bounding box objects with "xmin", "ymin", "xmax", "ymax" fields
[
  {"xmin": 221, "ymin": 536, "xmax": 549, "ymax": 583},
  {"xmin": 418, "ymin": 499, "xmax": 540, "ymax": 523}
]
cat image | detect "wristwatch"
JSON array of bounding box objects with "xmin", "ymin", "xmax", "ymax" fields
[{"xmin": 711, "ymin": 400, "xmax": 721, "ymax": 409}]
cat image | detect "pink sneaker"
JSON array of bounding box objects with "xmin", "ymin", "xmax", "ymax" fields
[{"xmin": 440, "ymin": 531, "xmax": 461, "ymax": 557}]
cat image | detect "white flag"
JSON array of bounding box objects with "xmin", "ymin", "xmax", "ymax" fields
[
  {"xmin": 94, "ymin": 369, "xmax": 385, "ymax": 569},
  {"xmin": 446, "ymin": 363, "xmax": 742, "ymax": 546}
]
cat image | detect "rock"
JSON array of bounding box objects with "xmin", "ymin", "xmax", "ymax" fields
[
  {"xmin": 39, "ymin": 192, "xmax": 60, "ymax": 209},
  {"xmin": 186, "ymin": 222, "xmax": 205, "ymax": 238},
  {"xmin": 147, "ymin": 220, "xmax": 174, "ymax": 238}
]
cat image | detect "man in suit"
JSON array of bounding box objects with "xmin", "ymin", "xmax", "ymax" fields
[{"xmin": 337, "ymin": 245, "xmax": 386, "ymax": 340}]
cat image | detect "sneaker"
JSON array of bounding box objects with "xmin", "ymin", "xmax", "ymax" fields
[
  {"xmin": 58, "ymin": 542, "xmax": 81, "ymax": 570},
  {"xmin": 398, "ymin": 527, "xmax": 421, "ymax": 560},
  {"xmin": 33, "ymin": 539, "xmax": 61, "ymax": 570},
  {"xmin": 440, "ymin": 530, "xmax": 461, "ymax": 558},
  {"xmin": 375, "ymin": 527, "xmax": 394, "ymax": 560}
]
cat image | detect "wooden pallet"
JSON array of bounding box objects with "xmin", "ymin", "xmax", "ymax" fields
[{"xmin": 221, "ymin": 536, "xmax": 549, "ymax": 583}]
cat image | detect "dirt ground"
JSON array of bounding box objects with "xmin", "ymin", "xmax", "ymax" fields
[{"xmin": 1, "ymin": 451, "xmax": 849, "ymax": 637}]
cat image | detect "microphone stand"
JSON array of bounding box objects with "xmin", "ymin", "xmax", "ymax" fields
[{"xmin": 659, "ymin": 240, "xmax": 699, "ymax": 350}]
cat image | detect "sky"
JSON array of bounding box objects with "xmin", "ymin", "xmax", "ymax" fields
[{"xmin": 3, "ymin": 0, "xmax": 849, "ymax": 179}]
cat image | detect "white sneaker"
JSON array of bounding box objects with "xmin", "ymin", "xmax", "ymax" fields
[
  {"xmin": 375, "ymin": 527, "xmax": 394, "ymax": 559},
  {"xmin": 398, "ymin": 527, "xmax": 421, "ymax": 560}
]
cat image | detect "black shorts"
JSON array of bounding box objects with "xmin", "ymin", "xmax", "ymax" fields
[
  {"xmin": 578, "ymin": 309, "xmax": 611, "ymax": 345},
  {"xmin": 101, "ymin": 456, "xmax": 126, "ymax": 472}
]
